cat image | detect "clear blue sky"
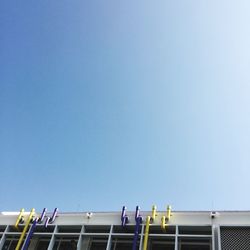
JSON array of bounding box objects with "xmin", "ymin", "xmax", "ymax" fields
[{"xmin": 1, "ymin": 0, "xmax": 250, "ymax": 212}]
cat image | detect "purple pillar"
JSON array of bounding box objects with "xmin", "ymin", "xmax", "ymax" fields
[{"xmin": 132, "ymin": 206, "xmax": 143, "ymax": 250}]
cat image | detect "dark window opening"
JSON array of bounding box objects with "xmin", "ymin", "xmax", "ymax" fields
[
  {"xmin": 33, "ymin": 240, "xmax": 50, "ymax": 250},
  {"xmin": 58, "ymin": 226, "xmax": 81, "ymax": 233},
  {"xmin": 179, "ymin": 238, "xmax": 211, "ymax": 250},
  {"xmin": 30, "ymin": 237, "xmax": 51, "ymax": 250},
  {"xmin": 53, "ymin": 237, "xmax": 78, "ymax": 250},
  {"xmin": 179, "ymin": 226, "xmax": 212, "ymax": 235},
  {"xmin": 111, "ymin": 238, "xmax": 139, "ymax": 250},
  {"xmin": 150, "ymin": 226, "xmax": 176, "ymax": 235},
  {"xmin": 180, "ymin": 245, "xmax": 210, "ymax": 250},
  {"xmin": 85, "ymin": 225, "xmax": 110, "ymax": 233},
  {"xmin": 2, "ymin": 238, "xmax": 19, "ymax": 250},
  {"xmin": 81, "ymin": 236, "xmax": 108, "ymax": 250},
  {"xmin": 149, "ymin": 238, "xmax": 175, "ymax": 250},
  {"xmin": 113, "ymin": 225, "xmax": 139, "ymax": 234},
  {"xmin": 0, "ymin": 226, "xmax": 7, "ymax": 232},
  {"xmin": 89, "ymin": 241, "xmax": 108, "ymax": 250},
  {"xmin": 34, "ymin": 225, "xmax": 55, "ymax": 233}
]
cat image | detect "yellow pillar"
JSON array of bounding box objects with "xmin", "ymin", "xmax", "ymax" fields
[
  {"xmin": 15, "ymin": 208, "xmax": 35, "ymax": 250},
  {"xmin": 15, "ymin": 209, "xmax": 25, "ymax": 228},
  {"xmin": 161, "ymin": 216, "xmax": 166, "ymax": 231},
  {"xmin": 167, "ymin": 205, "xmax": 171, "ymax": 221},
  {"xmin": 143, "ymin": 216, "xmax": 150, "ymax": 250},
  {"xmin": 152, "ymin": 205, "xmax": 157, "ymax": 221}
]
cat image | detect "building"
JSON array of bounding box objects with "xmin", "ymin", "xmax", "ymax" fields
[{"xmin": 0, "ymin": 206, "xmax": 249, "ymax": 250}]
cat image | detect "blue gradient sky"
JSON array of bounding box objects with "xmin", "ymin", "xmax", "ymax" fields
[{"xmin": 1, "ymin": 1, "xmax": 250, "ymax": 212}]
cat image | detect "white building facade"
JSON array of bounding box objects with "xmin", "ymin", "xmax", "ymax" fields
[{"xmin": 0, "ymin": 207, "xmax": 249, "ymax": 250}]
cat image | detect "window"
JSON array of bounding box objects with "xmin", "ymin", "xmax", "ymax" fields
[
  {"xmin": 149, "ymin": 238, "xmax": 175, "ymax": 250},
  {"xmin": 30, "ymin": 236, "xmax": 51, "ymax": 250},
  {"xmin": 111, "ymin": 237, "xmax": 138, "ymax": 250},
  {"xmin": 2, "ymin": 237, "xmax": 19, "ymax": 250},
  {"xmin": 178, "ymin": 238, "xmax": 211, "ymax": 250},
  {"xmin": 53, "ymin": 237, "xmax": 78, "ymax": 250},
  {"xmin": 80, "ymin": 236, "xmax": 108, "ymax": 250}
]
